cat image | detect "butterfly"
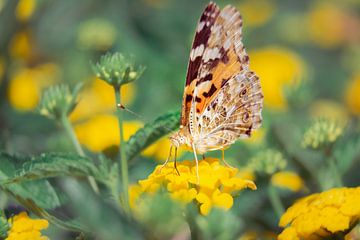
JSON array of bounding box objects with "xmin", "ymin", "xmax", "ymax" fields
[{"xmin": 166, "ymin": 2, "xmax": 263, "ymax": 180}]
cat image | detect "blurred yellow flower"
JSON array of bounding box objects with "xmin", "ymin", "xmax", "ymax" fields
[
  {"xmin": 142, "ymin": 136, "xmax": 185, "ymax": 161},
  {"xmin": 238, "ymin": 0, "xmax": 275, "ymax": 27},
  {"xmin": 15, "ymin": 0, "xmax": 36, "ymax": 22},
  {"xmin": 70, "ymin": 78, "xmax": 135, "ymax": 122},
  {"xmin": 310, "ymin": 99, "xmax": 349, "ymax": 123},
  {"xmin": 239, "ymin": 230, "xmax": 277, "ymax": 240},
  {"xmin": 74, "ymin": 114, "xmax": 142, "ymax": 152},
  {"xmin": 130, "ymin": 158, "xmax": 256, "ymax": 215},
  {"xmin": 6, "ymin": 212, "xmax": 49, "ymax": 240},
  {"xmin": 345, "ymin": 73, "xmax": 360, "ymax": 115},
  {"xmin": 271, "ymin": 171, "xmax": 304, "ymax": 192},
  {"xmin": 77, "ymin": 19, "xmax": 117, "ymax": 50},
  {"xmin": 0, "ymin": 56, "xmax": 5, "ymax": 83},
  {"xmin": 278, "ymin": 187, "xmax": 360, "ymax": 240},
  {"xmin": 7, "ymin": 64, "xmax": 60, "ymax": 111},
  {"xmin": 306, "ymin": 2, "xmax": 345, "ymax": 49},
  {"xmin": 249, "ymin": 47, "xmax": 305, "ymax": 110},
  {"xmin": 243, "ymin": 128, "xmax": 265, "ymax": 145},
  {"xmin": 9, "ymin": 30, "xmax": 32, "ymax": 60}
]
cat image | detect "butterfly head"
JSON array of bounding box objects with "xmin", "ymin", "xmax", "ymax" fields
[{"xmin": 169, "ymin": 127, "xmax": 190, "ymax": 148}]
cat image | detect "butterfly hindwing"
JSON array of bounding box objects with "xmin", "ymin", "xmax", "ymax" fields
[{"xmin": 195, "ymin": 71, "xmax": 263, "ymax": 151}]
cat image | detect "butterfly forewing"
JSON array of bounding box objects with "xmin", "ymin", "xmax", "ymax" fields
[{"xmin": 179, "ymin": 2, "xmax": 263, "ymax": 152}]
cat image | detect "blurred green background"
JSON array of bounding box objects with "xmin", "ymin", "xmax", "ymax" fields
[{"xmin": 0, "ymin": 0, "xmax": 360, "ymax": 239}]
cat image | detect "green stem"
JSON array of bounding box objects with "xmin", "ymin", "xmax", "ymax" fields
[
  {"xmin": 268, "ymin": 185, "xmax": 285, "ymax": 219},
  {"xmin": 323, "ymin": 145, "xmax": 343, "ymax": 189},
  {"xmin": 114, "ymin": 86, "xmax": 129, "ymax": 213},
  {"xmin": 329, "ymin": 156, "xmax": 343, "ymax": 188},
  {"xmin": 61, "ymin": 115, "xmax": 100, "ymax": 194}
]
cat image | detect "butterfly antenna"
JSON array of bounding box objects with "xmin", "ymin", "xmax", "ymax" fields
[{"xmin": 117, "ymin": 103, "xmax": 174, "ymax": 132}]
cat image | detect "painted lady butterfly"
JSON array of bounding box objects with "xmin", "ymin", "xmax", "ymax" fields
[{"xmin": 168, "ymin": 2, "xmax": 263, "ymax": 179}]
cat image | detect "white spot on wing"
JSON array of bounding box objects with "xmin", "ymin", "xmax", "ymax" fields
[
  {"xmin": 203, "ymin": 47, "xmax": 220, "ymax": 62},
  {"xmin": 197, "ymin": 21, "xmax": 205, "ymax": 32},
  {"xmin": 190, "ymin": 44, "xmax": 205, "ymax": 61}
]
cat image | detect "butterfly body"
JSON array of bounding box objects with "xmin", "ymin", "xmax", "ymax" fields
[{"xmin": 169, "ymin": 2, "xmax": 263, "ymax": 165}]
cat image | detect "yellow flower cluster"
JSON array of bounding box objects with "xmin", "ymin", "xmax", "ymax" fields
[
  {"xmin": 70, "ymin": 78, "xmax": 135, "ymax": 122},
  {"xmin": 278, "ymin": 187, "xmax": 360, "ymax": 240},
  {"xmin": 237, "ymin": 0, "xmax": 275, "ymax": 27},
  {"xmin": 75, "ymin": 114, "xmax": 142, "ymax": 152},
  {"xmin": 345, "ymin": 73, "xmax": 360, "ymax": 115},
  {"xmin": 6, "ymin": 212, "xmax": 49, "ymax": 240},
  {"xmin": 130, "ymin": 158, "xmax": 256, "ymax": 215},
  {"xmin": 15, "ymin": 0, "xmax": 36, "ymax": 22},
  {"xmin": 271, "ymin": 171, "xmax": 304, "ymax": 192},
  {"xmin": 306, "ymin": 1, "xmax": 346, "ymax": 49},
  {"xmin": 7, "ymin": 64, "xmax": 60, "ymax": 111},
  {"xmin": 249, "ymin": 47, "xmax": 305, "ymax": 110}
]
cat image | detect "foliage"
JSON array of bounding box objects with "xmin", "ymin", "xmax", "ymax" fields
[{"xmin": 0, "ymin": 0, "xmax": 359, "ymax": 239}]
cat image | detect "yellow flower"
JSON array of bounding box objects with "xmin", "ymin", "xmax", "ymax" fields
[
  {"xmin": 130, "ymin": 158, "xmax": 256, "ymax": 215},
  {"xmin": 238, "ymin": 0, "xmax": 275, "ymax": 27},
  {"xmin": 345, "ymin": 73, "xmax": 360, "ymax": 115},
  {"xmin": 7, "ymin": 64, "xmax": 59, "ymax": 111},
  {"xmin": 310, "ymin": 99, "xmax": 349, "ymax": 123},
  {"xmin": 239, "ymin": 230, "xmax": 277, "ymax": 240},
  {"xmin": 243, "ymin": 128, "xmax": 265, "ymax": 145},
  {"xmin": 306, "ymin": 2, "xmax": 346, "ymax": 49},
  {"xmin": 6, "ymin": 212, "xmax": 49, "ymax": 240},
  {"xmin": 271, "ymin": 171, "xmax": 304, "ymax": 192},
  {"xmin": 249, "ymin": 47, "xmax": 305, "ymax": 110},
  {"xmin": 9, "ymin": 30, "xmax": 32, "ymax": 60},
  {"xmin": 74, "ymin": 114, "xmax": 142, "ymax": 152},
  {"xmin": 0, "ymin": 56, "xmax": 5, "ymax": 83},
  {"xmin": 278, "ymin": 187, "xmax": 360, "ymax": 240},
  {"xmin": 77, "ymin": 19, "xmax": 117, "ymax": 50},
  {"xmin": 15, "ymin": 0, "xmax": 36, "ymax": 22},
  {"xmin": 69, "ymin": 78, "xmax": 135, "ymax": 122}
]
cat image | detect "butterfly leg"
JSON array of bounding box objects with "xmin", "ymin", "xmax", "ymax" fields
[
  {"xmin": 221, "ymin": 148, "xmax": 235, "ymax": 169},
  {"xmin": 202, "ymin": 154, "xmax": 206, "ymax": 160},
  {"xmin": 158, "ymin": 146, "xmax": 172, "ymax": 173},
  {"xmin": 192, "ymin": 143, "xmax": 200, "ymax": 184},
  {"xmin": 174, "ymin": 147, "xmax": 180, "ymax": 176}
]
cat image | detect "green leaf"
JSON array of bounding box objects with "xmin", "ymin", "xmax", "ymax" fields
[
  {"xmin": 3, "ymin": 152, "xmax": 103, "ymax": 185},
  {"xmin": 0, "ymin": 152, "xmax": 61, "ymax": 210},
  {"xmin": 126, "ymin": 110, "xmax": 180, "ymax": 161}
]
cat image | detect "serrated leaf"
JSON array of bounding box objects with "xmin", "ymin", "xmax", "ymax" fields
[
  {"xmin": 126, "ymin": 110, "xmax": 180, "ymax": 161},
  {"xmin": 3, "ymin": 152, "xmax": 104, "ymax": 185},
  {"xmin": 0, "ymin": 152, "xmax": 61, "ymax": 209}
]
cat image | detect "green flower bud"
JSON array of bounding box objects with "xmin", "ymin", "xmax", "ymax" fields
[
  {"xmin": 302, "ymin": 118, "xmax": 345, "ymax": 149},
  {"xmin": 91, "ymin": 52, "xmax": 145, "ymax": 88},
  {"xmin": 38, "ymin": 84, "xmax": 82, "ymax": 120},
  {"xmin": 248, "ymin": 149, "xmax": 287, "ymax": 175}
]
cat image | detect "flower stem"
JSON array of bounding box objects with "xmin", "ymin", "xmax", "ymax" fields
[
  {"xmin": 268, "ymin": 185, "xmax": 285, "ymax": 219},
  {"xmin": 114, "ymin": 86, "xmax": 129, "ymax": 213},
  {"xmin": 60, "ymin": 115, "xmax": 99, "ymax": 194}
]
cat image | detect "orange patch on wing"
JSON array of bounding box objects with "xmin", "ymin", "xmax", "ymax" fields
[{"xmin": 196, "ymin": 48, "xmax": 242, "ymax": 114}]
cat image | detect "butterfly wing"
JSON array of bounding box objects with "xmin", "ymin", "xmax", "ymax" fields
[
  {"xmin": 180, "ymin": 2, "xmax": 221, "ymax": 127},
  {"xmin": 180, "ymin": 3, "xmax": 251, "ymax": 135},
  {"xmin": 195, "ymin": 71, "xmax": 263, "ymax": 152}
]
